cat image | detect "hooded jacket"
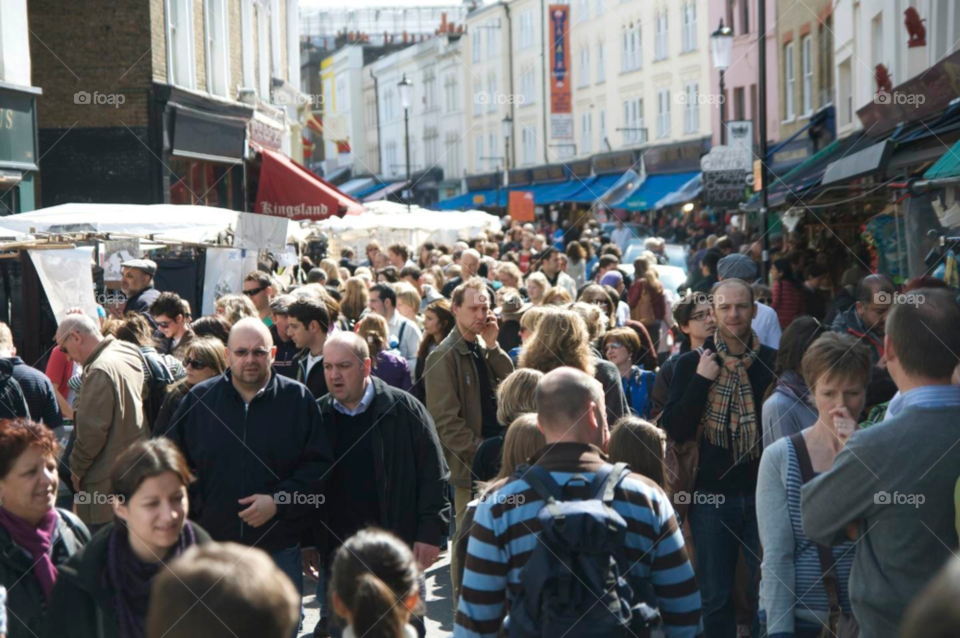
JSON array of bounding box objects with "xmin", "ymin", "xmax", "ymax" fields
[{"xmin": 0, "ymin": 358, "xmax": 30, "ymax": 421}]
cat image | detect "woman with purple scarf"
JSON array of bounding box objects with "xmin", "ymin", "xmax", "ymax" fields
[
  {"xmin": 0, "ymin": 419, "xmax": 89, "ymax": 638},
  {"xmin": 45, "ymin": 438, "xmax": 209, "ymax": 638},
  {"xmin": 761, "ymin": 317, "xmax": 826, "ymax": 448}
]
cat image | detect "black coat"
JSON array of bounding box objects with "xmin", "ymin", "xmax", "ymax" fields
[
  {"xmin": 291, "ymin": 348, "xmax": 328, "ymax": 400},
  {"xmin": 151, "ymin": 382, "xmax": 191, "ymax": 436},
  {"xmin": 0, "ymin": 358, "xmax": 31, "ymax": 421},
  {"xmin": 660, "ymin": 335, "xmax": 777, "ymax": 496},
  {"xmin": 315, "ymin": 377, "xmax": 450, "ymax": 550},
  {"xmin": 44, "ymin": 522, "xmax": 212, "ymax": 638},
  {"xmin": 165, "ymin": 370, "xmax": 333, "ymax": 552},
  {"xmin": 123, "ymin": 285, "xmax": 161, "ymax": 317},
  {"xmin": 0, "ymin": 509, "xmax": 89, "ymax": 638}
]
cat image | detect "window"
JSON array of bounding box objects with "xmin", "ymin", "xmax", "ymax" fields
[
  {"xmin": 597, "ymin": 0, "xmax": 605, "ymax": 16},
  {"xmin": 383, "ymin": 88, "xmax": 395, "ymax": 122},
  {"xmin": 578, "ymin": 0, "xmax": 589, "ymax": 22},
  {"xmin": 520, "ymin": 12, "xmax": 534, "ymax": 49},
  {"xmin": 336, "ymin": 76, "xmax": 348, "ymax": 113},
  {"xmin": 487, "ymin": 76, "xmax": 497, "ymax": 113},
  {"xmin": 473, "ymin": 81, "xmax": 482, "ymax": 117},
  {"xmin": 270, "ymin": 0, "xmax": 281, "ymax": 78},
  {"xmin": 446, "ymin": 133, "xmax": 462, "ymax": 178},
  {"xmin": 802, "ymin": 35, "xmax": 813, "ymax": 115},
  {"xmin": 489, "ymin": 133, "xmax": 497, "ymax": 170},
  {"xmin": 622, "ymin": 98, "xmax": 645, "ymax": 144},
  {"xmin": 740, "ymin": 0, "xmax": 749, "ymax": 35},
  {"xmin": 521, "ymin": 66, "xmax": 537, "ymax": 104},
  {"xmin": 522, "ymin": 126, "xmax": 536, "ymax": 165},
  {"xmin": 819, "ymin": 16, "xmax": 834, "ymax": 106},
  {"xmin": 240, "ymin": 0, "xmax": 254, "ymax": 89},
  {"xmin": 655, "ymin": 12, "xmax": 668, "ymax": 60},
  {"xmin": 486, "ymin": 20, "xmax": 497, "ymax": 58},
  {"xmin": 681, "ymin": 3, "xmax": 697, "ymax": 52},
  {"xmin": 871, "ymin": 15, "xmax": 883, "ymax": 69},
  {"xmin": 597, "ymin": 42, "xmax": 606, "ymax": 82},
  {"xmin": 424, "ymin": 70, "xmax": 438, "ymax": 112},
  {"xmin": 579, "ymin": 47, "xmax": 590, "ymax": 87},
  {"xmin": 734, "ymin": 86, "xmax": 745, "ymax": 120},
  {"xmin": 839, "ymin": 60, "xmax": 853, "ymax": 126},
  {"xmin": 684, "ymin": 82, "xmax": 699, "ymax": 133},
  {"xmin": 599, "ymin": 108, "xmax": 607, "ymax": 149},
  {"xmin": 168, "ymin": 0, "xmax": 196, "ymax": 89},
  {"xmin": 386, "ymin": 141, "xmax": 398, "ymax": 177},
  {"xmin": 472, "ymin": 30, "xmax": 482, "ymax": 63},
  {"xmin": 257, "ymin": 3, "xmax": 270, "ymax": 99},
  {"xmin": 475, "ymin": 136, "xmax": 484, "ymax": 171},
  {"xmin": 784, "ymin": 42, "xmax": 795, "ymax": 120},
  {"xmin": 657, "ymin": 89, "xmax": 670, "ymax": 138},
  {"xmin": 621, "ymin": 23, "xmax": 641, "ymax": 72},
  {"xmin": 581, "ymin": 112, "xmax": 592, "ymax": 154},
  {"xmin": 425, "ymin": 128, "xmax": 439, "ymax": 167},
  {"xmin": 204, "ymin": 0, "xmax": 229, "ymax": 97},
  {"xmin": 445, "ymin": 74, "xmax": 459, "ymax": 111}
]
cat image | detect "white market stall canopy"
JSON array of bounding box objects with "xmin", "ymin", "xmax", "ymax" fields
[
  {"xmin": 0, "ymin": 203, "xmax": 299, "ymax": 249},
  {"xmin": 314, "ymin": 204, "xmax": 502, "ymax": 257}
]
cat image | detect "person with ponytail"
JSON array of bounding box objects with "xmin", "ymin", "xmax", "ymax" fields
[
  {"xmin": 45, "ymin": 439, "xmax": 211, "ymax": 638},
  {"xmin": 331, "ymin": 529, "xmax": 423, "ymax": 638}
]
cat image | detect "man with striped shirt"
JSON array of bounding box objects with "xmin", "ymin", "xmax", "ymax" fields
[{"xmin": 455, "ymin": 367, "xmax": 702, "ymax": 638}]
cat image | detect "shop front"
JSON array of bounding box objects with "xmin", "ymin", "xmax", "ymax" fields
[
  {"xmin": 0, "ymin": 81, "xmax": 41, "ymax": 214},
  {"xmin": 155, "ymin": 85, "xmax": 252, "ymax": 211}
]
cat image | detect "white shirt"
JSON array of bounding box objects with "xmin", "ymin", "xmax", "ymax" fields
[
  {"xmin": 611, "ymin": 227, "xmax": 633, "ymax": 252},
  {"xmin": 387, "ymin": 311, "xmax": 422, "ymax": 377},
  {"xmin": 753, "ymin": 301, "xmax": 782, "ymax": 349},
  {"xmin": 616, "ymin": 301, "xmax": 630, "ymax": 327},
  {"xmin": 305, "ymin": 351, "xmax": 323, "ymax": 378}
]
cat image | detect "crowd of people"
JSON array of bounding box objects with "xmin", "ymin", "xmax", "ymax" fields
[{"xmin": 0, "ymin": 213, "xmax": 955, "ymax": 638}]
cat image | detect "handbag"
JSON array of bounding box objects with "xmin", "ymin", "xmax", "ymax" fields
[
  {"xmin": 663, "ymin": 423, "xmax": 702, "ymax": 522},
  {"xmin": 789, "ymin": 433, "xmax": 860, "ymax": 638}
]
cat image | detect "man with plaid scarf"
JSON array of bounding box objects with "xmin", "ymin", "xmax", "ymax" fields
[{"xmin": 660, "ymin": 278, "xmax": 777, "ymax": 638}]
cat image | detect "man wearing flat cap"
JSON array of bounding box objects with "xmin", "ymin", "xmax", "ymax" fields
[{"xmin": 121, "ymin": 259, "xmax": 161, "ymax": 318}]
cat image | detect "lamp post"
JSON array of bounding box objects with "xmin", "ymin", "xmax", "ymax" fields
[
  {"xmin": 710, "ymin": 19, "xmax": 733, "ymax": 145},
  {"xmin": 502, "ymin": 114, "xmax": 513, "ymax": 185},
  {"xmin": 398, "ymin": 74, "xmax": 413, "ymax": 214}
]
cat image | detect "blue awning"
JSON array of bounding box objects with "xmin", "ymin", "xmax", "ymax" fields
[
  {"xmin": 566, "ymin": 174, "xmax": 625, "ymax": 204},
  {"xmin": 620, "ymin": 171, "xmax": 702, "ymax": 211},
  {"xmin": 339, "ymin": 177, "xmax": 376, "ymax": 196},
  {"xmin": 352, "ymin": 181, "xmax": 389, "ymax": 199},
  {"xmin": 655, "ymin": 173, "xmax": 703, "ymax": 209},
  {"xmin": 437, "ymin": 188, "xmax": 508, "ymax": 210},
  {"xmin": 924, "ymin": 139, "xmax": 960, "ymax": 180}
]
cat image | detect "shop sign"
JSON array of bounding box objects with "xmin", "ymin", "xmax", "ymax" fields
[
  {"xmin": 702, "ymin": 146, "xmax": 750, "ymax": 207},
  {"xmin": 593, "ymin": 151, "xmax": 636, "ymax": 174},
  {"xmin": 548, "ymin": 5, "xmax": 573, "ymax": 140},
  {"xmin": 0, "ymin": 89, "xmax": 38, "ymax": 169}
]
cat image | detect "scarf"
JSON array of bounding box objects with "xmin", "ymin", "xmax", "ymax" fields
[
  {"xmin": 106, "ymin": 521, "xmax": 197, "ymax": 638},
  {"xmin": 773, "ymin": 370, "xmax": 812, "ymax": 406},
  {"xmin": 0, "ymin": 507, "xmax": 59, "ymax": 601},
  {"xmin": 701, "ymin": 330, "xmax": 762, "ymax": 465}
]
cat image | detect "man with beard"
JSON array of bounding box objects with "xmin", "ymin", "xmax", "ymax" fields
[
  {"xmin": 164, "ymin": 318, "xmax": 332, "ymax": 616},
  {"xmin": 120, "ymin": 259, "xmax": 161, "ymax": 321},
  {"xmin": 659, "ymin": 279, "xmax": 777, "ymax": 637}
]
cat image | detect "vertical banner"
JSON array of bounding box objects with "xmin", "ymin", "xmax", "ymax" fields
[
  {"xmin": 28, "ymin": 248, "xmax": 99, "ymax": 324},
  {"xmin": 509, "ymin": 191, "xmax": 535, "ymax": 222},
  {"xmin": 549, "ymin": 5, "xmax": 573, "ymax": 141},
  {"xmin": 201, "ymin": 248, "xmax": 260, "ymax": 316}
]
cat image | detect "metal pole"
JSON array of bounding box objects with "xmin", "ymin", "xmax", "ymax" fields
[
  {"xmin": 758, "ymin": 0, "xmax": 770, "ymax": 283},
  {"xmin": 404, "ymin": 106, "xmax": 411, "ymax": 214},
  {"xmin": 719, "ymin": 69, "xmax": 727, "ymax": 146}
]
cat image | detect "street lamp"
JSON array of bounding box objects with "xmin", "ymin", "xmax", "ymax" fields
[
  {"xmin": 502, "ymin": 114, "xmax": 513, "ymax": 187},
  {"xmin": 711, "ymin": 19, "xmax": 733, "ymax": 145},
  {"xmin": 398, "ymin": 74, "xmax": 413, "ymax": 213}
]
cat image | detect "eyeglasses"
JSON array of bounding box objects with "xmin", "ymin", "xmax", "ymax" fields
[
  {"xmin": 231, "ymin": 348, "xmax": 271, "ymax": 359},
  {"xmin": 243, "ymin": 286, "xmax": 267, "ymax": 297},
  {"xmin": 689, "ymin": 311, "xmax": 710, "ymax": 322},
  {"xmin": 605, "ymin": 342, "xmax": 624, "ymax": 350},
  {"xmin": 183, "ymin": 358, "xmax": 208, "ymax": 370},
  {"xmin": 155, "ymin": 320, "xmax": 172, "ymax": 329}
]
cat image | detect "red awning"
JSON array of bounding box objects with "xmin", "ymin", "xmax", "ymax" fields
[{"xmin": 254, "ymin": 150, "xmax": 364, "ymax": 221}]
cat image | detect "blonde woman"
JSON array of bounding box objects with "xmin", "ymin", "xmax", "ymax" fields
[
  {"xmin": 355, "ymin": 314, "xmax": 412, "ymax": 392},
  {"xmin": 520, "ymin": 309, "xmax": 628, "ymax": 426},
  {"xmin": 153, "ymin": 338, "xmax": 227, "ymax": 435},
  {"xmin": 509, "ymin": 305, "xmax": 556, "ymax": 363},
  {"xmin": 340, "ymin": 277, "xmax": 369, "ymax": 329},
  {"xmin": 214, "ymin": 294, "xmax": 258, "ymax": 325},
  {"xmin": 453, "ymin": 413, "xmax": 545, "ymax": 598},
  {"xmin": 472, "ymin": 369, "xmax": 544, "ymax": 484},
  {"xmin": 525, "ymin": 271, "xmax": 550, "ymax": 305},
  {"xmin": 393, "ymin": 282, "xmax": 423, "ymax": 328},
  {"xmin": 541, "ymin": 287, "xmax": 573, "ymax": 306}
]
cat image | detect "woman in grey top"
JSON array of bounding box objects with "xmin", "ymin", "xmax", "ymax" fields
[
  {"xmin": 757, "ymin": 332, "xmax": 871, "ymax": 637},
  {"xmin": 761, "ymin": 317, "xmax": 826, "ymax": 448}
]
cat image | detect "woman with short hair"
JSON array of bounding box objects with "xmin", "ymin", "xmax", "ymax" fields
[
  {"xmin": 601, "ymin": 328, "xmax": 656, "ymax": 419},
  {"xmin": 356, "ymin": 314, "xmax": 412, "ymax": 392},
  {"xmin": 152, "ymin": 338, "xmax": 227, "ymax": 436}
]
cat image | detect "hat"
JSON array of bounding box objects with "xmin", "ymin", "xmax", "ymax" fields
[
  {"xmin": 120, "ymin": 258, "xmax": 157, "ymax": 277},
  {"xmin": 717, "ymin": 254, "xmax": 758, "ymax": 281},
  {"xmin": 599, "ymin": 271, "xmax": 623, "ymax": 287},
  {"xmin": 496, "ymin": 292, "xmax": 532, "ymax": 321}
]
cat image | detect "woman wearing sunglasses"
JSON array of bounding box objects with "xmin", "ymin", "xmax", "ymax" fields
[{"xmin": 151, "ymin": 338, "xmax": 226, "ymax": 437}]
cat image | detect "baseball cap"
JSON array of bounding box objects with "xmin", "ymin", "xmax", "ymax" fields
[{"xmin": 717, "ymin": 254, "xmax": 758, "ymax": 281}]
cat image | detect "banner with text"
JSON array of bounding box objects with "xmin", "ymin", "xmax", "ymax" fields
[{"xmin": 549, "ymin": 5, "xmax": 572, "ymax": 140}]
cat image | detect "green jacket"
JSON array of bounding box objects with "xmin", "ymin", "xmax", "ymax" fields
[
  {"xmin": 44, "ymin": 521, "xmax": 211, "ymax": 638},
  {"xmin": 0, "ymin": 509, "xmax": 89, "ymax": 638},
  {"xmin": 424, "ymin": 326, "xmax": 514, "ymax": 487}
]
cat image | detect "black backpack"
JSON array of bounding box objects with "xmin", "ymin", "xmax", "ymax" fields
[
  {"xmin": 505, "ymin": 462, "xmax": 660, "ymax": 638},
  {"xmin": 140, "ymin": 349, "xmax": 176, "ymax": 431}
]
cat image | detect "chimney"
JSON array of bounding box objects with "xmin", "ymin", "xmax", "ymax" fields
[
  {"xmin": 403, "ymin": 31, "xmax": 408, "ymax": 43},
  {"xmin": 441, "ymin": 12, "xmax": 448, "ymax": 32}
]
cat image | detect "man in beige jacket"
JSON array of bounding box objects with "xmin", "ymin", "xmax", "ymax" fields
[
  {"xmin": 425, "ymin": 277, "xmax": 513, "ymax": 596},
  {"xmin": 56, "ymin": 314, "xmax": 147, "ymax": 532}
]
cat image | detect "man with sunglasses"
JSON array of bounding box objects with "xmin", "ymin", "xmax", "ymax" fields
[
  {"xmin": 150, "ymin": 292, "xmax": 194, "ymax": 358},
  {"xmin": 165, "ymin": 318, "xmax": 332, "ymax": 625},
  {"xmin": 243, "ymin": 271, "xmax": 277, "ymax": 327}
]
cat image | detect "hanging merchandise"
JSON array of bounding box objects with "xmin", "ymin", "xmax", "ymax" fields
[
  {"xmin": 863, "ymin": 214, "xmax": 908, "ymax": 280},
  {"xmin": 945, "ymin": 250, "xmax": 960, "ymax": 289}
]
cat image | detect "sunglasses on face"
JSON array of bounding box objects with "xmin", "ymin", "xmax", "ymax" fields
[
  {"xmin": 232, "ymin": 348, "xmax": 271, "ymax": 359},
  {"xmin": 605, "ymin": 342, "xmax": 624, "ymax": 350},
  {"xmin": 156, "ymin": 320, "xmax": 172, "ymax": 329},
  {"xmin": 243, "ymin": 286, "xmax": 267, "ymax": 297},
  {"xmin": 183, "ymin": 358, "xmax": 208, "ymax": 370}
]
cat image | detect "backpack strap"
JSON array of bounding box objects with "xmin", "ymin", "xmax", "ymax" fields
[
  {"xmin": 522, "ymin": 465, "xmax": 565, "ymax": 519},
  {"xmin": 789, "ymin": 433, "xmax": 843, "ymax": 630}
]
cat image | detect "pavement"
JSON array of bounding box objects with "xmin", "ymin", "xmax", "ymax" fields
[{"xmin": 299, "ymin": 544, "xmax": 456, "ymax": 638}]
